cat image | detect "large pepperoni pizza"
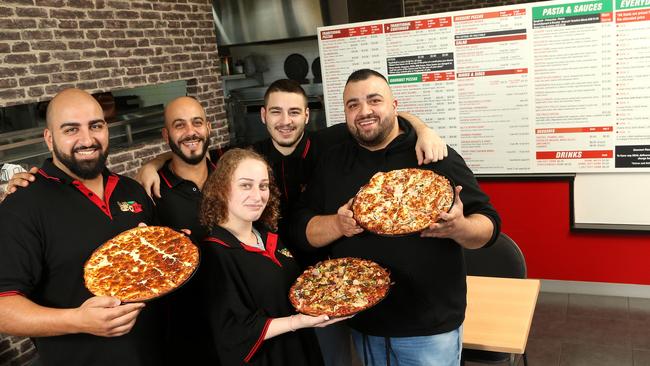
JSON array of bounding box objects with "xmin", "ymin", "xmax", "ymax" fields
[{"xmin": 84, "ymin": 226, "xmax": 199, "ymax": 302}]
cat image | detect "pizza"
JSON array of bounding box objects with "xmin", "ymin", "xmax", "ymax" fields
[
  {"xmin": 351, "ymin": 168, "xmax": 454, "ymax": 235},
  {"xmin": 84, "ymin": 226, "xmax": 200, "ymax": 302},
  {"xmin": 289, "ymin": 257, "xmax": 391, "ymax": 317}
]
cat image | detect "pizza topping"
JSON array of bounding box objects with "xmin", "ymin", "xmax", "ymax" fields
[
  {"xmin": 84, "ymin": 226, "xmax": 200, "ymax": 302},
  {"xmin": 289, "ymin": 257, "xmax": 391, "ymax": 317},
  {"xmin": 352, "ymin": 168, "xmax": 454, "ymax": 235}
]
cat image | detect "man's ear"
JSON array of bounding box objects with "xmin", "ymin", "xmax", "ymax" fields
[
  {"xmin": 260, "ymin": 107, "xmax": 267, "ymax": 124},
  {"xmin": 162, "ymin": 127, "xmax": 170, "ymax": 144},
  {"xmin": 305, "ymin": 107, "xmax": 310, "ymax": 125},
  {"xmin": 44, "ymin": 128, "xmax": 53, "ymax": 152}
]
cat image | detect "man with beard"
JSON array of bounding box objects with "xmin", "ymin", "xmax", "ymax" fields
[
  {"xmin": 151, "ymin": 96, "xmax": 220, "ymax": 365},
  {"xmin": 0, "ymin": 89, "xmax": 165, "ymax": 366},
  {"xmin": 136, "ymin": 79, "xmax": 446, "ymax": 264},
  {"xmin": 290, "ymin": 69, "xmax": 501, "ymax": 366}
]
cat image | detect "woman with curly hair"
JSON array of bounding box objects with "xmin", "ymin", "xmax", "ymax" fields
[{"xmin": 198, "ymin": 148, "xmax": 345, "ymax": 366}]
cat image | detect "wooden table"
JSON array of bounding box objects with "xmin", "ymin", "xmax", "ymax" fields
[{"xmin": 463, "ymin": 276, "xmax": 540, "ymax": 355}]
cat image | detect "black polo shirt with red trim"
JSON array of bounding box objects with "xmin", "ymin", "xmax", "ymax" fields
[
  {"xmin": 154, "ymin": 158, "xmax": 220, "ymax": 366},
  {"xmin": 0, "ymin": 158, "xmax": 164, "ymax": 366},
  {"xmin": 198, "ymin": 225, "xmax": 323, "ymax": 366},
  {"xmin": 155, "ymin": 158, "xmax": 216, "ymax": 243}
]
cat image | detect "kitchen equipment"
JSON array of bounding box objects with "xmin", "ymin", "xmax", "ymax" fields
[
  {"xmin": 284, "ymin": 54, "xmax": 309, "ymax": 84},
  {"xmin": 311, "ymin": 57, "xmax": 322, "ymax": 83},
  {"xmin": 227, "ymin": 84, "xmax": 326, "ymax": 146},
  {"xmin": 213, "ymin": 0, "xmax": 325, "ymax": 45}
]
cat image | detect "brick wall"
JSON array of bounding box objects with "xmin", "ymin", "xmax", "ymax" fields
[
  {"xmin": 403, "ymin": 0, "xmax": 540, "ymax": 16},
  {"xmin": 0, "ymin": 0, "xmax": 228, "ymax": 177},
  {"xmin": 0, "ymin": 0, "xmax": 226, "ymax": 364}
]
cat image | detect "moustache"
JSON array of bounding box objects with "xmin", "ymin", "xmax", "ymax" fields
[
  {"xmin": 73, "ymin": 144, "xmax": 102, "ymax": 153},
  {"xmin": 179, "ymin": 135, "xmax": 206, "ymax": 144},
  {"xmin": 355, "ymin": 113, "xmax": 380, "ymax": 123}
]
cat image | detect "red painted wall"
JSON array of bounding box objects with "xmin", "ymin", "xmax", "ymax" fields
[{"xmin": 479, "ymin": 180, "xmax": 650, "ymax": 285}]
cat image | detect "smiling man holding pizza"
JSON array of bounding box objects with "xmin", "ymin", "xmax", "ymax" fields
[
  {"xmin": 0, "ymin": 89, "xmax": 164, "ymax": 366},
  {"xmin": 291, "ymin": 69, "xmax": 501, "ymax": 366}
]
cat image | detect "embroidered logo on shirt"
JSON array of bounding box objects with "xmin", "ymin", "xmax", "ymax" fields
[
  {"xmin": 118, "ymin": 201, "xmax": 143, "ymax": 213},
  {"xmin": 279, "ymin": 248, "xmax": 293, "ymax": 258}
]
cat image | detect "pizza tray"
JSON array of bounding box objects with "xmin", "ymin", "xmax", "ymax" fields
[
  {"xmin": 83, "ymin": 226, "xmax": 201, "ymax": 303},
  {"xmin": 351, "ymin": 169, "xmax": 456, "ymax": 237}
]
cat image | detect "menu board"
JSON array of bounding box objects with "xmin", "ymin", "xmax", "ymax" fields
[{"xmin": 318, "ymin": 0, "xmax": 650, "ymax": 174}]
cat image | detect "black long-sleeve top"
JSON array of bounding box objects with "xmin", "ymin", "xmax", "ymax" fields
[
  {"xmin": 199, "ymin": 225, "xmax": 324, "ymax": 366},
  {"xmin": 291, "ymin": 118, "xmax": 501, "ymax": 337}
]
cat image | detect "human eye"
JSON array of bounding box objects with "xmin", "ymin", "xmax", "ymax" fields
[
  {"xmin": 90, "ymin": 122, "xmax": 106, "ymax": 131},
  {"xmin": 346, "ymin": 102, "xmax": 358, "ymax": 111},
  {"xmin": 63, "ymin": 127, "xmax": 78, "ymax": 135},
  {"xmin": 192, "ymin": 119, "xmax": 204, "ymax": 127},
  {"xmin": 259, "ymin": 183, "xmax": 269, "ymax": 191},
  {"xmin": 240, "ymin": 182, "xmax": 252, "ymax": 189}
]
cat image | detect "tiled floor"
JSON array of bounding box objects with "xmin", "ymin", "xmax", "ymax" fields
[{"xmin": 466, "ymin": 292, "xmax": 650, "ymax": 366}]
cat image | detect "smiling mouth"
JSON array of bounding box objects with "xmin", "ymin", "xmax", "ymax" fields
[
  {"xmin": 276, "ymin": 126, "xmax": 296, "ymax": 135},
  {"xmin": 181, "ymin": 139, "xmax": 203, "ymax": 149},
  {"xmin": 356, "ymin": 117, "xmax": 377, "ymax": 128},
  {"xmin": 74, "ymin": 147, "xmax": 99, "ymax": 157}
]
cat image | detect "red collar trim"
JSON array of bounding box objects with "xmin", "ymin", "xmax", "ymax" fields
[
  {"xmin": 208, "ymin": 158, "xmax": 217, "ymax": 169},
  {"xmin": 37, "ymin": 169, "xmax": 61, "ymax": 182},
  {"xmin": 72, "ymin": 174, "xmax": 119, "ymax": 219},
  {"xmin": 240, "ymin": 232, "xmax": 281, "ymax": 267},
  {"xmin": 159, "ymin": 170, "xmax": 173, "ymax": 189},
  {"xmin": 301, "ymin": 138, "xmax": 311, "ymax": 159},
  {"xmin": 204, "ymin": 237, "xmax": 230, "ymax": 247}
]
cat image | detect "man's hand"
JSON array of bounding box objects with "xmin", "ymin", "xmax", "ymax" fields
[
  {"xmin": 336, "ymin": 198, "xmax": 363, "ymax": 237},
  {"xmin": 5, "ymin": 167, "xmax": 38, "ymax": 194},
  {"xmin": 136, "ymin": 163, "xmax": 161, "ymax": 198},
  {"xmin": 73, "ymin": 296, "xmax": 145, "ymax": 337},
  {"xmin": 415, "ymin": 127, "xmax": 448, "ymax": 165},
  {"xmin": 421, "ymin": 186, "xmax": 466, "ymax": 239}
]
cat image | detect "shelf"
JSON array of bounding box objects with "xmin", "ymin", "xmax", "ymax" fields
[{"xmin": 222, "ymin": 74, "xmax": 247, "ymax": 80}]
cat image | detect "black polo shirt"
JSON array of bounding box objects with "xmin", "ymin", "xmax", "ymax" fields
[
  {"xmin": 155, "ymin": 158, "xmax": 217, "ymax": 243},
  {"xmin": 153, "ymin": 158, "xmax": 220, "ymax": 366},
  {"xmin": 0, "ymin": 159, "xmax": 164, "ymax": 366}
]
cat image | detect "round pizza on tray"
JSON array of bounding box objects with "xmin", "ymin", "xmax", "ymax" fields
[
  {"xmin": 351, "ymin": 168, "xmax": 454, "ymax": 235},
  {"xmin": 84, "ymin": 226, "xmax": 200, "ymax": 302},
  {"xmin": 289, "ymin": 257, "xmax": 391, "ymax": 317}
]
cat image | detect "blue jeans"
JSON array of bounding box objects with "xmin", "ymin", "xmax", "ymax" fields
[{"xmin": 351, "ymin": 326, "xmax": 462, "ymax": 366}]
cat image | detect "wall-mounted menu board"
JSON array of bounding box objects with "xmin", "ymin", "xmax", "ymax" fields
[{"xmin": 318, "ymin": 0, "xmax": 650, "ymax": 174}]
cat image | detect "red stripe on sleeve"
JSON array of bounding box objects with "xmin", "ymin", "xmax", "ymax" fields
[
  {"xmin": 0, "ymin": 290, "xmax": 25, "ymax": 297},
  {"xmin": 244, "ymin": 318, "xmax": 273, "ymax": 363}
]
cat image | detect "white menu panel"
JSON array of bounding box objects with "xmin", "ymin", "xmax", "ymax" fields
[{"xmin": 318, "ymin": 0, "xmax": 650, "ymax": 173}]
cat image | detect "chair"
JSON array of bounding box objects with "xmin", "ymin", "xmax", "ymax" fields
[{"xmin": 461, "ymin": 232, "xmax": 529, "ymax": 366}]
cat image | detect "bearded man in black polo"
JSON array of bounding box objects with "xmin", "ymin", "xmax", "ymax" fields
[{"xmin": 0, "ymin": 88, "xmax": 164, "ymax": 366}]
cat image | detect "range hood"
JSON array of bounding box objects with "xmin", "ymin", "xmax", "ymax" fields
[{"xmin": 213, "ymin": 0, "xmax": 333, "ymax": 46}]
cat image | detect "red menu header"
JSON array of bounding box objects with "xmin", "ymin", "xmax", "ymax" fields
[
  {"xmin": 320, "ymin": 24, "xmax": 383, "ymax": 40},
  {"xmin": 384, "ymin": 17, "xmax": 452, "ymax": 33}
]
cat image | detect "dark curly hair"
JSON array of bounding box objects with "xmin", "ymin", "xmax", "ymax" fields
[{"xmin": 200, "ymin": 148, "xmax": 281, "ymax": 232}]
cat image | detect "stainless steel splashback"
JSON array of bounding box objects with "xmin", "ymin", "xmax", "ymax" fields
[{"xmin": 213, "ymin": 0, "xmax": 326, "ymax": 46}]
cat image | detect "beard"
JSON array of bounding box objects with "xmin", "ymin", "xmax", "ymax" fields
[
  {"xmin": 168, "ymin": 134, "xmax": 209, "ymax": 165},
  {"xmin": 349, "ymin": 113, "xmax": 395, "ymax": 148},
  {"xmin": 52, "ymin": 140, "xmax": 108, "ymax": 180}
]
